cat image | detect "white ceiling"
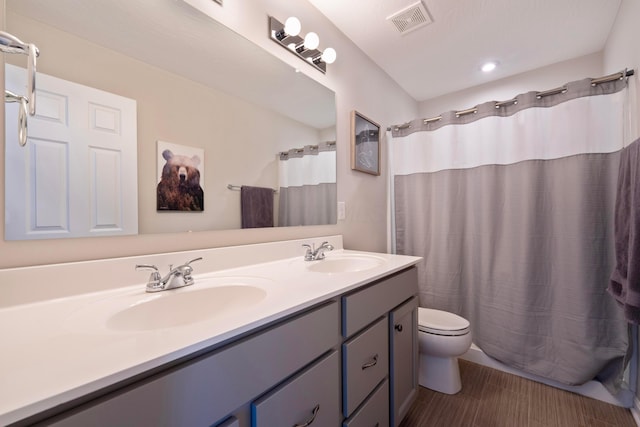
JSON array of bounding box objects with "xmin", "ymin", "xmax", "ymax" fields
[{"xmin": 307, "ymin": 0, "xmax": 622, "ymax": 102}]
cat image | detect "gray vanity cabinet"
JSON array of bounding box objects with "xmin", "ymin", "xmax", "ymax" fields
[
  {"xmin": 42, "ymin": 301, "xmax": 340, "ymax": 427},
  {"xmin": 27, "ymin": 266, "xmax": 418, "ymax": 427},
  {"xmin": 341, "ymin": 267, "xmax": 419, "ymax": 427}
]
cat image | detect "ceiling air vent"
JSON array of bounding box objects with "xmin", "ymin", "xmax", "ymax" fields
[{"xmin": 387, "ymin": 1, "xmax": 432, "ymax": 35}]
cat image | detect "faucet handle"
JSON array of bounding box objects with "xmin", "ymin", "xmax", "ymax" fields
[
  {"xmin": 302, "ymin": 244, "xmax": 315, "ymax": 261},
  {"xmin": 135, "ymin": 263, "xmax": 159, "ymax": 274},
  {"xmin": 179, "ymin": 257, "xmax": 203, "ymax": 284},
  {"xmin": 135, "ymin": 264, "xmax": 162, "ymax": 290},
  {"xmin": 185, "ymin": 257, "xmax": 203, "ymax": 267},
  {"xmin": 315, "ymin": 242, "xmax": 334, "ymax": 260},
  {"xmin": 182, "ymin": 257, "xmax": 203, "ymax": 274}
]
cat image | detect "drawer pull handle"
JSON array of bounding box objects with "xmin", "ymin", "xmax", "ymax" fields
[
  {"xmin": 362, "ymin": 354, "xmax": 379, "ymax": 370},
  {"xmin": 293, "ymin": 404, "xmax": 320, "ymax": 427},
  {"xmin": 395, "ymin": 324, "xmax": 403, "ymax": 332}
]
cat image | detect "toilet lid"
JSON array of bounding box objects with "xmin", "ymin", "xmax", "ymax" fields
[{"xmin": 418, "ymin": 308, "xmax": 470, "ymax": 336}]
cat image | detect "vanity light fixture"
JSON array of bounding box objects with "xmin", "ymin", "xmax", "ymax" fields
[{"xmin": 269, "ymin": 16, "xmax": 337, "ymax": 73}]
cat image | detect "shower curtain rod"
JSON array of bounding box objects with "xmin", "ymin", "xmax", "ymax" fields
[
  {"xmin": 387, "ymin": 68, "xmax": 636, "ymax": 132},
  {"xmin": 278, "ymin": 141, "xmax": 336, "ymax": 157}
]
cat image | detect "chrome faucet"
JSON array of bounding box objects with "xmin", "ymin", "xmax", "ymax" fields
[
  {"xmin": 135, "ymin": 257, "xmax": 203, "ymax": 293},
  {"xmin": 302, "ymin": 241, "xmax": 334, "ymax": 261}
]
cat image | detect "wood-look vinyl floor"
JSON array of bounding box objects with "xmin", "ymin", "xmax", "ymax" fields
[{"xmin": 399, "ymin": 359, "xmax": 636, "ymax": 427}]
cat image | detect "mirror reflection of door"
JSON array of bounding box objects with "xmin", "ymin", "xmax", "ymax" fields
[
  {"xmin": 4, "ymin": 0, "xmax": 337, "ymax": 238},
  {"xmin": 4, "ymin": 64, "xmax": 138, "ymax": 240}
]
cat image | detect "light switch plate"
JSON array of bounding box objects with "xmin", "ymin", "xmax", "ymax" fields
[{"xmin": 337, "ymin": 201, "xmax": 346, "ymax": 220}]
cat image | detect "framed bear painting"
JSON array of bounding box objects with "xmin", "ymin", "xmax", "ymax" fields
[{"xmin": 156, "ymin": 140, "xmax": 205, "ymax": 211}]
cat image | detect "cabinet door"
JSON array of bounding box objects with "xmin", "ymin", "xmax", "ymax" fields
[{"xmin": 389, "ymin": 297, "xmax": 418, "ymax": 427}]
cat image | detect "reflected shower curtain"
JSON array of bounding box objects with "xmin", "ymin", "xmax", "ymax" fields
[
  {"xmin": 391, "ymin": 76, "xmax": 631, "ymax": 392},
  {"xmin": 278, "ymin": 142, "xmax": 336, "ymax": 226}
]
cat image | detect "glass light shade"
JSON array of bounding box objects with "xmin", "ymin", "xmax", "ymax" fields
[
  {"xmin": 284, "ymin": 17, "xmax": 301, "ymax": 37},
  {"xmin": 304, "ymin": 32, "xmax": 320, "ymax": 50},
  {"xmin": 322, "ymin": 48, "xmax": 337, "ymax": 64}
]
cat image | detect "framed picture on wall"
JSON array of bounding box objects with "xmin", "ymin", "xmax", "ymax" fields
[
  {"xmin": 350, "ymin": 110, "xmax": 381, "ymax": 176},
  {"xmin": 156, "ymin": 141, "xmax": 205, "ymax": 212}
]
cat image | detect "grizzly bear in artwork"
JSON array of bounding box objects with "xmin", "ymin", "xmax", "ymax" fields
[{"xmin": 157, "ymin": 149, "xmax": 204, "ymax": 211}]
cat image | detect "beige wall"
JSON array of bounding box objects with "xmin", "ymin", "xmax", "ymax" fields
[
  {"xmin": 418, "ymin": 52, "xmax": 604, "ymax": 118},
  {"xmin": 0, "ymin": 0, "xmax": 418, "ymax": 268},
  {"xmin": 603, "ymin": 0, "xmax": 640, "ymax": 144}
]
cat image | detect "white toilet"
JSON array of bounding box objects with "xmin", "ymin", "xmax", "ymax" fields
[{"xmin": 417, "ymin": 307, "xmax": 472, "ymax": 394}]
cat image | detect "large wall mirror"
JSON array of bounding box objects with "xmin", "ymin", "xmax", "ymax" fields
[{"xmin": 4, "ymin": 0, "xmax": 337, "ymax": 240}]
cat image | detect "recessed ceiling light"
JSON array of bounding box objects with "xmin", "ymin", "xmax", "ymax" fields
[{"xmin": 482, "ymin": 61, "xmax": 497, "ymax": 73}]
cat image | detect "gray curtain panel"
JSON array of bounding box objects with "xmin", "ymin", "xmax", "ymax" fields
[
  {"xmin": 278, "ymin": 183, "xmax": 337, "ymax": 227},
  {"xmin": 395, "ymin": 153, "xmax": 629, "ymax": 388}
]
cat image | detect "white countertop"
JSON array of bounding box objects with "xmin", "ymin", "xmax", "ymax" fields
[{"xmin": 0, "ymin": 241, "xmax": 420, "ymax": 425}]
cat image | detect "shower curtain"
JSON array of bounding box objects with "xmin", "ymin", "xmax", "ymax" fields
[
  {"xmin": 391, "ymin": 76, "xmax": 631, "ymax": 391},
  {"xmin": 278, "ymin": 141, "xmax": 336, "ymax": 226}
]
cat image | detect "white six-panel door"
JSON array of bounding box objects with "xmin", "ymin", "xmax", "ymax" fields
[{"xmin": 5, "ymin": 64, "xmax": 138, "ymax": 240}]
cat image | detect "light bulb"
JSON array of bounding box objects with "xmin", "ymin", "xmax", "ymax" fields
[
  {"xmin": 321, "ymin": 47, "xmax": 337, "ymax": 64},
  {"xmin": 284, "ymin": 17, "xmax": 301, "ymax": 37},
  {"xmin": 481, "ymin": 61, "xmax": 497, "ymax": 72},
  {"xmin": 304, "ymin": 32, "xmax": 320, "ymax": 50}
]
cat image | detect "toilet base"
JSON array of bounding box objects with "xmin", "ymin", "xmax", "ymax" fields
[{"xmin": 419, "ymin": 354, "xmax": 462, "ymax": 394}]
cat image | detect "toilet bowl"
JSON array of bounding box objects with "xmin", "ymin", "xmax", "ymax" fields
[{"xmin": 418, "ymin": 307, "xmax": 471, "ymax": 394}]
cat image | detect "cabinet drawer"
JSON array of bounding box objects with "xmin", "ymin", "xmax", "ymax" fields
[
  {"xmin": 252, "ymin": 351, "xmax": 341, "ymax": 427},
  {"xmin": 343, "ymin": 317, "xmax": 388, "ymax": 417},
  {"xmin": 46, "ymin": 301, "xmax": 340, "ymax": 427},
  {"xmin": 343, "ymin": 379, "xmax": 389, "ymax": 427},
  {"xmin": 342, "ymin": 267, "xmax": 417, "ymax": 337},
  {"xmin": 216, "ymin": 416, "xmax": 239, "ymax": 427}
]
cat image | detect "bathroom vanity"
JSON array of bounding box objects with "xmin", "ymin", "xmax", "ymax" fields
[{"xmin": 0, "ymin": 236, "xmax": 421, "ymax": 427}]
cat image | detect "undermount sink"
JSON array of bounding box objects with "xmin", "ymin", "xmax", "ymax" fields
[
  {"xmin": 107, "ymin": 284, "xmax": 267, "ymax": 331},
  {"xmin": 66, "ymin": 276, "xmax": 271, "ymax": 333},
  {"xmin": 307, "ymin": 254, "xmax": 386, "ymax": 273}
]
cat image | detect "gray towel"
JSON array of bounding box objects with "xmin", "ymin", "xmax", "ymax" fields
[
  {"xmin": 241, "ymin": 186, "xmax": 274, "ymax": 229},
  {"xmin": 609, "ymin": 137, "xmax": 640, "ymax": 323}
]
